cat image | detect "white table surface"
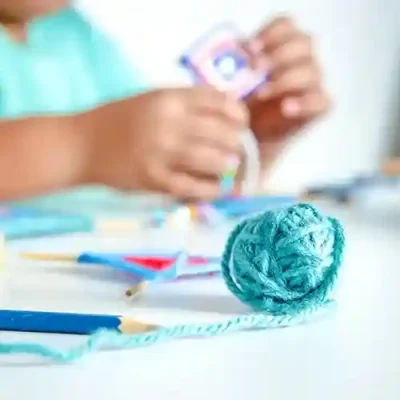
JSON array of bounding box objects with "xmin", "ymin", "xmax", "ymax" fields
[{"xmin": 0, "ymin": 202, "xmax": 399, "ymax": 400}]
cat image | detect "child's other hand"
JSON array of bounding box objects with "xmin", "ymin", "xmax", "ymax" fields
[
  {"xmin": 244, "ymin": 16, "xmax": 331, "ymax": 145},
  {"xmin": 82, "ymin": 87, "xmax": 248, "ymax": 201}
]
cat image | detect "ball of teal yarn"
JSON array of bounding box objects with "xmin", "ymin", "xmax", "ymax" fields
[{"xmin": 221, "ymin": 203, "xmax": 345, "ymax": 315}]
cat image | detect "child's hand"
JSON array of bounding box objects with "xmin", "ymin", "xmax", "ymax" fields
[
  {"xmin": 244, "ymin": 16, "xmax": 331, "ymax": 145},
  {"xmin": 82, "ymin": 87, "xmax": 248, "ymax": 201}
]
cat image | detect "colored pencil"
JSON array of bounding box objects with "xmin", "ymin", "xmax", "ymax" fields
[{"xmin": 0, "ymin": 309, "xmax": 158, "ymax": 335}]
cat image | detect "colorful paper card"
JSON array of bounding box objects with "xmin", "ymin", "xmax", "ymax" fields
[{"xmin": 179, "ymin": 23, "xmax": 266, "ymax": 99}]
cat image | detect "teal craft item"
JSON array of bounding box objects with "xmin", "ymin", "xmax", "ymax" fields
[
  {"xmin": 221, "ymin": 202, "xmax": 344, "ymax": 315},
  {"xmin": 0, "ymin": 203, "xmax": 345, "ymax": 363},
  {"xmin": 0, "ymin": 8, "xmax": 147, "ymax": 118}
]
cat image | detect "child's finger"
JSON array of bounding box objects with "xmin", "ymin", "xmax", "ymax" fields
[
  {"xmin": 240, "ymin": 41, "xmax": 267, "ymax": 71},
  {"xmin": 250, "ymin": 16, "xmax": 301, "ymax": 53},
  {"xmin": 190, "ymin": 87, "xmax": 249, "ymax": 126},
  {"xmin": 149, "ymin": 161, "xmax": 220, "ymax": 200},
  {"xmin": 256, "ymin": 62, "xmax": 320, "ymax": 99},
  {"xmin": 243, "ymin": 19, "xmax": 312, "ymax": 79},
  {"xmin": 169, "ymin": 172, "xmax": 221, "ymax": 201},
  {"xmin": 189, "ymin": 118, "xmax": 243, "ymax": 155},
  {"xmin": 280, "ymin": 90, "xmax": 332, "ymax": 119},
  {"xmin": 173, "ymin": 145, "xmax": 238, "ymax": 179},
  {"xmin": 265, "ymin": 33, "xmax": 313, "ymax": 72}
]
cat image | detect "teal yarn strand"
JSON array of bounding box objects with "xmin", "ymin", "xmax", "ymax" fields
[
  {"xmin": 0, "ymin": 312, "xmax": 328, "ymax": 363},
  {"xmin": 0, "ymin": 203, "xmax": 345, "ymax": 363}
]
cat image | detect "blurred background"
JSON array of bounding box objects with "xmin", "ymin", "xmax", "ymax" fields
[{"xmin": 77, "ymin": 0, "xmax": 400, "ymax": 193}]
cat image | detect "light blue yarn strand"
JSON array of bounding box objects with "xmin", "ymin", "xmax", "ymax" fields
[
  {"xmin": 0, "ymin": 309, "xmax": 333, "ymax": 363},
  {"xmin": 0, "ymin": 203, "xmax": 345, "ymax": 363}
]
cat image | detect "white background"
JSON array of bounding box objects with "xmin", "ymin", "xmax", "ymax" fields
[{"xmin": 77, "ymin": 0, "xmax": 400, "ymax": 192}]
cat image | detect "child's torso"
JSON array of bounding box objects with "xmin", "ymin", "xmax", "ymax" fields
[{"xmin": 0, "ymin": 8, "xmax": 145, "ymax": 117}]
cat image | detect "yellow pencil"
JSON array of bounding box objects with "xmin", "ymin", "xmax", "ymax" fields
[
  {"xmin": 21, "ymin": 252, "xmax": 150, "ymax": 299},
  {"xmin": 125, "ymin": 281, "xmax": 148, "ymax": 299},
  {"xmin": 20, "ymin": 252, "xmax": 78, "ymax": 262}
]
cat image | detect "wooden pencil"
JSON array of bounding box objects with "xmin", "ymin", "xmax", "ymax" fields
[{"xmin": 0, "ymin": 309, "xmax": 158, "ymax": 335}]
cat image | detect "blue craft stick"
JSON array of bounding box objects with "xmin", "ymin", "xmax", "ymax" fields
[
  {"xmin": 305, "ymin": 175, "xmax": 400, "ymax": 202},
  {"xmin": 212, "ymin": 195, "xmax": 297, "ymax": 217},
  {"xmin": 179, "ymin": 261, "xmax": 221, "ymax": 277},
  {"xmin": 77, "ymin": 251, "xmax": 220, "ymax": 263},
  {"xmin": 0, "ymin": 206, "xmax": 94, "ymax": 239},
  {"xmin": 306, "ymin": 183, "xmax": 351, "ymax": 200},
  {"xmin": 0, "ymin": 310, "xmax": 156, "ymax": 335},
  {"xmin": 77, "ymin": 251, "xmax": 187, "ymax": 281}
]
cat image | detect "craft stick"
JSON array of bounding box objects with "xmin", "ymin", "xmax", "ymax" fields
[
  {"xmin": 93, "ymin": 218, "xmax": 142, "ymax": 233},
  {"xmin": 21, "ymin": 251, "xmax": 190, "ymax": 282},
  {"xmin": 20, "ymin": 251, "xmax": 219, "ymax": 282},
  {"xmin": 20, "ymin": 252, "xmax": 220, "ymax": 266},
  {"xmin": 0, "ymin": 309, "xmax": 158, "ymax": 335},
  {"xmin": 20, "ymin": 252, "xmax": 78, "ymax": 262}
]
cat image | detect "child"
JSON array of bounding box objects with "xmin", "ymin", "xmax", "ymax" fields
[{"xmin": 0, "ymin": 2, "xmax": 330, "ymax": 203}]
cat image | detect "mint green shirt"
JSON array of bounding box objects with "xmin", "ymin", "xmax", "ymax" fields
[{"xmin": 0, "ymin": 8, "xmax": 149, "ymax": 212}]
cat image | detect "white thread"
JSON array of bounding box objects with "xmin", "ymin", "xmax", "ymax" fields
[{"xmin": 240, "ymin": 131, "xmax": 261, "ymax": 194}]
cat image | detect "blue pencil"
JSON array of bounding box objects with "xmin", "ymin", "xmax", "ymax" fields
[{"xmin": 0, "ymin": 310, "xmax": 158, "ymax": 335}]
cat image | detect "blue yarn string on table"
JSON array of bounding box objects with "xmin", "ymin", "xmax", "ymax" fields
[{"xmin": 0, "ymin": 203, "xmax": 345, "ymax": 363}]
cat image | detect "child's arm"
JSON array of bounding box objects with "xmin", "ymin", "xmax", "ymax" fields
[
  {"xmin": 0, "ymin": 88, "xmax": 247, "ymax": 202},
  {"xmin": 0, "ymin": 116, "xmax": 88, "ymax": 200}
]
